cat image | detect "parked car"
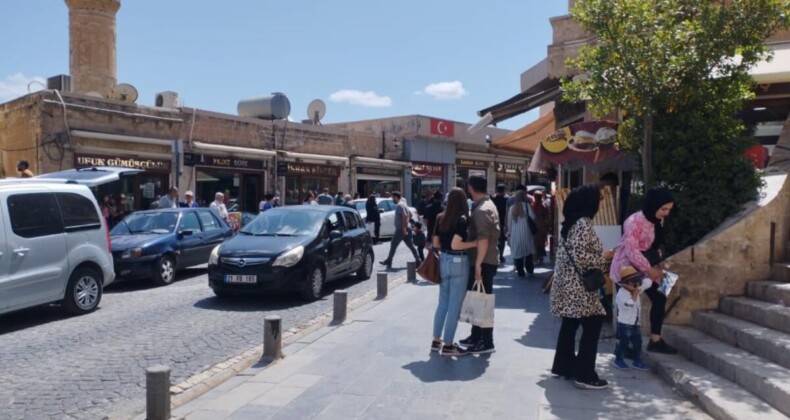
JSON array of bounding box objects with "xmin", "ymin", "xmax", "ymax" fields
[
  {"xmin": 110, "ymin": 208, "xmax": 233, "ymax": 285},
  {"xmin": 349, "ymin": 198, "xmax": 419, "ymax": 238},
  {"xmin": 0, "ymin": 166, "xmax": 142, "ymax": 316},
  {"xmin": 208, "ymin": 206, "xmax": 374, "ymax": 301}
]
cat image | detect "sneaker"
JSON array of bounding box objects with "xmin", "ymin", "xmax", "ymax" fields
[
  {"xmin": 459, "ymin": 336, "xmax": 476, "ymax": 347},
  {"xmin": 431, "ymin": 340, "xmax": 442, "ymax": 352},
  {"xmin": 612, "ymin": 358, "xmax": 630, "ymax": 370},
  {"xmin": 647, "ymin": 339, "xmax": 678, "ymax": 355},
  {"xmin": 440, "ymin": 344, "xmax": 469, "ymax": 357},
  {"xmin": 468, "ymin": 341, "xmax": 496, "ymax": 354},
  {"xmin": 552, "ymin": 373, "xmax": 573, "ymax": 381},
  {"xmin": 632, "ymin": 360, "xmax": 650, "ymax": 371},
  {"xmin": 574, "ymin": 378, "xmax": 609, "ymax": 390},
  {"xmin": 378, "ymin": 260, "xmax": 392, "ymax": 268}
]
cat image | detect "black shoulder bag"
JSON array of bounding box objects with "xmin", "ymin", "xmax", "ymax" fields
[{"xmin": 562, "ymin": 240, "xmax": 605, "ymax": 292}]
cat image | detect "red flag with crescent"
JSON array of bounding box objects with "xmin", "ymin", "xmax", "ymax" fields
[{"xmin": 430, "ymin": 118, "xmax": 454, "ymax": 137}]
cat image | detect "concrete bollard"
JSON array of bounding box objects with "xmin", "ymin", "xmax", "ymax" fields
[
  {"xmin": 145, "ymin": 365, "xmax": 171, "ymax": 420},
  {"xmin": 377, "ymin": 272, "xmax": 388, "ymax": 299},
  {"xmin": 407, "ymin": 261, "xmax": 417, "ymax": 282},
  {"xmin": 333, "ymin": 290, "xmax": 348, "ymax": 323},
  {"xmin": 263, "ymin": 316, "xmax": 283, "ymax": 360}
]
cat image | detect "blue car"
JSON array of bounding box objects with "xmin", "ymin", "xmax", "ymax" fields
[{"xmin": 110, "ymin": 208, "xmax": 233, "ymax": 286}]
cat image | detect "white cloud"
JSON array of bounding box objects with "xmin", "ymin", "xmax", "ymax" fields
[
  {"xmin": 418, "ymin": 80, "xmax": 468, "ymax": 100},
  {"xmin": 0, "ymin": 73, "xmax": 46, "ymax": 103},
  {"xmin": 329, "ymin": 89, "xmax": 392, "ymax": 108}
]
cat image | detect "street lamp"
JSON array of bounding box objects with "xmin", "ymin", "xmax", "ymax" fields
[{"xmin": 485, "ymin": 134, "xmax": 492, "ymax": 149}]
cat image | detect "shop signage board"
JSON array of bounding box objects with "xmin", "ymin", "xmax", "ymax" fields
[
  {"xmin": 278, "ymin": 162, "xmax": 341, "ymax": 177},
  {"xmin": 183, "ymin": 152, "xmax": 266, "ymax": 170},
  {"xmin": 456, "ymin": 158, "xmax": 488, "ymax": 169},
  {"xmin": 412, "ymin": 163, "xmax": 444, "ymax": 178},
  {"xmin": 75, "ymin": 153, "xmax": 171, "ymax": 171},
  {"xmin": 496, "ymin": 162, "xmax": 523, "ymax": 182},
  {"xmin": 357, "ymin": 166, "xmax": 402, "ymax": 177}
]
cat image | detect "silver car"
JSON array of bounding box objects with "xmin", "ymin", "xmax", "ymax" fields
[
  {"xmin": 349, "ymin": 198, "xmax": 419, "ymax": 238},
  {"xmin": 0, "ymin": 167, "xmax": 138, "ymax": 316}
]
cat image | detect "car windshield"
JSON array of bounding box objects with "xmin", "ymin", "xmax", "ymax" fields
[
  {"xmin": 240, "ymin": 209, "xmax": 325, "ymax": 237},
  {"xmin": 353, "ymin": 202, "xmax": 366, "ymax": 211},
  {"xmin": 111, "ymin": 212, "xmax": 178, "ymax": 235}
]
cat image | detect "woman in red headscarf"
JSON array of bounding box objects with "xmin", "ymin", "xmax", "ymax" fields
[{"xmin": 532, "ymin": 191, "xmax": 550, "ymax": 265}]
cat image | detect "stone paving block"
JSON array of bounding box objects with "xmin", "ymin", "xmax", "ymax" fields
[
  {"xmin": 228, "ymin": 404, "xmax": 280, "ymax": 420},
  {"xmin": 318, "ymin": 394, "xmax": 375, "ymax": 418},
  {"xmin": 185, "ymin": 408, "xmax": 233, "ymax": 420},
  {"xmin": 247, "ymin": 386, "xmax": 308, "ymax": 407},
  {"xmin": 279, "ymin": 373, "xmax": 324, "ymax": 388},
  {"xmin": 199, "ymin": 382, "xmax": 274, "ymax": 413}
]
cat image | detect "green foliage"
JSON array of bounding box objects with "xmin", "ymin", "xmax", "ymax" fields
[{"xmin": 563, "ymin": 0, "xmax": 788, "ymax": 252}]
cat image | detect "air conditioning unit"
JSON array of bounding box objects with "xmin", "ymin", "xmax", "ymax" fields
[
  {"xmin": 47, "ymin": 74, "xmax": 71, "ymax": 92},
  {"xmin": 155, "ymin": 91, "xmax": 179, "ymax": 108}
]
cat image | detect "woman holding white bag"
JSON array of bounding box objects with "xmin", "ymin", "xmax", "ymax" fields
[{"xmin": 430, "ymin": 188, "xmax": 479, "ymax": 357}]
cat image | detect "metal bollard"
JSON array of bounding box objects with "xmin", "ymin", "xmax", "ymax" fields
[
  {"xmin": 146, "ymin": 365, "xmax": 171, "ymax": 420},
  {"xmin": 377, "ymin": 272, "xmax": 388, "ymax": 299},
  {"xmin": 407, "ymin": 261, "xmax": 417, "ymax": 282},
  {"xmin": 333, "ymin": 290, "xmax": 348, "ymax": 323},
  {"xmin": 263, "ymin": 316, "xmax": 283, "ymax": 360}
]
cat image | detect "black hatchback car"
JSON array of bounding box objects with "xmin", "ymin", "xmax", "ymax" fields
[{"xmin": 208, "ymin": 206, "xmax": 374, "ymax": 300}]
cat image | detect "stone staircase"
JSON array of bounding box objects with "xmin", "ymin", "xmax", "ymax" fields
[{"xmin": 647, "ymin": 260, "xmax": 790, "ymax": 419}]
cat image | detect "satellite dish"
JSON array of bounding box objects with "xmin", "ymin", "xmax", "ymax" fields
[
  {"xmin": 85, "ymin": 91, "xmax": 104, "ymax": 98},
  {"xmin": 307, "ymin": 99, "xmax": 326, "ymax": 124},
  {"xmin": 114, "ymin": 83, "xmax": 139, "ymax": 103}
]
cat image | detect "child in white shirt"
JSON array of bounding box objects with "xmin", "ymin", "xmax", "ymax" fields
[{"xmin": 613, "ymin": 265, "xmax": 653, "ymax": 371}]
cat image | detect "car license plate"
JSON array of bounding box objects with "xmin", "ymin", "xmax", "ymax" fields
[{"xmin": 225, "ymin": 275, "xmax": 257, "ymax": 284}]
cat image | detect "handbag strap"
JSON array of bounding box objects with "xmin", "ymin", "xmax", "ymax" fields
[{"xmin": 561, "ymin": 238, "xmax": 586, "ymax": 278}]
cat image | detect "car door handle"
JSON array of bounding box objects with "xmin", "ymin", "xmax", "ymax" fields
[{"xmin": 13, "ymin": 247, "xmax": 30, "ymax": 256}]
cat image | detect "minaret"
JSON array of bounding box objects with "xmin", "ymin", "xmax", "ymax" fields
[{"xmin": 65, "ymin": 0, "xmax": 121, "ymax": 98}]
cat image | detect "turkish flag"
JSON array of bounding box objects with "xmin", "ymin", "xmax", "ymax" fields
[{"xmin": 430, "ymin": 118, "xmax": 454, "ymax": 137}]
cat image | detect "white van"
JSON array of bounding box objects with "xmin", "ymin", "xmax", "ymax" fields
[{"xmin": 0, "ymin": 167, "xmax": 140, "ymax": 316}]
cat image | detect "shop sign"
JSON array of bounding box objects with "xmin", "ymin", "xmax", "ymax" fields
[
  {"xmin": 357, "ymin": 166, "xmax": 402, "ymax": 177},
  {"xmin": 184, "ymin": 152, "xmax": 266, "ymax": 170},
  {"xmin": 279, "ymin": 162, "xmax": 341, "ymax": 178},
  {"xmin": 412, "ymin": 163, "xmax": 444, "ymax": 178},
  {"xmin": 75, "ymin": 153, "xmax": 171, "ymax": 171},
  {"xmin": 496, "ymin": 162, "xmax": 523, "ymax": 173},
  {"xmin": 456, "ymin": 158, "xmax": 488, "ymax": 169}
]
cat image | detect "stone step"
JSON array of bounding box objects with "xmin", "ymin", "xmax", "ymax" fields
[
  {"xmin": 720, "ymin": 296, "xmax": 790, "ymax": 336},
  {"xmin": 771, "ymin": 263, "xmax": 790, "ymax": 283},
  {"xmin": 664, "ymin": 325, "xmax": 790, "ymax": 417},
  {"xmin": 646, "ymin": 352, "xmax": 786, "ymax": 420},
  {"xmin": 692, "ymin": 311, "xmax": 790, "ymax": 370},
  {"xmin": 747, "ymin": 281, "xmax": 790, "ymax": 305}
]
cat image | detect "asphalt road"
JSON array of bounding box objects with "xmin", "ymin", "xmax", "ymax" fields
[{"xmin": 0, "ymin": 240, "xmax": 421, "ymax": 420}]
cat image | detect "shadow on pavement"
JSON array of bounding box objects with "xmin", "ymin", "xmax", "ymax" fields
[
  {"xmin": 0, "ymin": 304, "xmax": 76, "ymax": 335},
  {"xmin": 402, "ymin": 353, "xmax": 491, "ymax": 382},
  {"xmin": 104, "ymin": 267, "xmax": 208, "ymax": 294}
]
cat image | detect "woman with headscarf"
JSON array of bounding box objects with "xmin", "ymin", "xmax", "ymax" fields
[
  {"xmin": 532, "ymin": 190, "xmax": 550, "ymax": 265},
  {"xmin": 610, "ymin": 187, "xmax": 676, "ymax": 354},
  {"xmin": 507, "ymin": 190, "xmax": 536, "ymax": 278},
  {"xmin": 550, "ymin": 185, "xmax": 608, "ymax": 390}
]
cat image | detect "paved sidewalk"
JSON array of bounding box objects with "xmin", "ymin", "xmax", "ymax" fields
[{"xmin": 172, "ymin": 264, "xmax": 708, "ymax": 420}]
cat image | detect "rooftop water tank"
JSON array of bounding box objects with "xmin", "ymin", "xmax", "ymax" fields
[{"xmin": 237, "ymin": 93, "xmax": 291, "ymax": 120}]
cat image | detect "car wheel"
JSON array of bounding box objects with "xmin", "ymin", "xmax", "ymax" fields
[
  {"xmin": 357, "ymin": 250, "xmax": 374, "ymax": 280},
  {"xmin": 62, "ymin": 267, "xmax": 102, "ymax": 315},
  {"xmin": 301, "ymin": 266, "xmax": 324, "ymax": 301},
  {"xmin": 153, "ymin": 255, "xmax": 176, "ymax": 286}
]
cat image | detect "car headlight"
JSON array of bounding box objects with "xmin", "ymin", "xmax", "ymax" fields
[
  {"xmin": 209, "ymin": 245, "xmax": 221, "ymax": 265},
  {"xmin": 273, "ymin": 245, "xmax": 304, "ymax": 268},
  {"xmin": 121, "ymin": 248, "xmax": 142, "ymax": 259}
]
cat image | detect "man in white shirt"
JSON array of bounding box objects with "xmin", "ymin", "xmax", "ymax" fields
[
  {"xmin": 158, "ymin": 187, "xmax": 179, "ymax": 209},
  {"xmin": 210, "ymin": 192, "xmax": 229, "ymax": 222}
]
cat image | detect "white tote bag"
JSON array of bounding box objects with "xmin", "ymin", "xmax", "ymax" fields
[{"xmin": 459, "ymin": 282, "xmax": 495, "ymax": 328}]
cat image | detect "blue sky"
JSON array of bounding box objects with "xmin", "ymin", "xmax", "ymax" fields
[{"xmin": 0, "ymin": 0, "xmax": 568, "ymax": 131}]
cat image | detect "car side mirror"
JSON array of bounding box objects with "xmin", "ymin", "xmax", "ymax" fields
[{"xmin": 329, "ymin": 230, "xmax": 343, "ymax": 240}]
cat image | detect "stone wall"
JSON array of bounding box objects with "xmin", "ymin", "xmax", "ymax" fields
[
  {"xmin": 653, "ymin": 116, "xmax": 790, "ymax": 326},
  {"xmin": 0, "ymin": 95, "xmax": 42, "ymax": 177}
]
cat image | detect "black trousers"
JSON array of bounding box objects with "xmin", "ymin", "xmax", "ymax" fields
[
  {"xmin": 551, "ymin": 316, "xmax": 604, "ymax": 382},
  {"xmin": 466, "ymin": 263, "xmax": 498, "ymax": 345},
  {"xmin": 498, "ymin": 231, "xmax": 507, "ymax": 260},
  {"xmin": 644, "ymin": 282, "xmax": 666, "ymax": 336},
  {"xmin": 514, "ymin": 256, "xmax": 534, "ymax": 276},
  {"xmin": 369, "ymin": 220, "xmax": 380, "ymax": 242},
  {"xmin": 385, "ymin": 230, "xmax": 421, "ymax": 263}
]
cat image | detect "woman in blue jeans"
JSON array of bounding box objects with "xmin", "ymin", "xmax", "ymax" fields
[{"xmin": 430, "ymin": 188, "xmax": 478, "ymax": 357}]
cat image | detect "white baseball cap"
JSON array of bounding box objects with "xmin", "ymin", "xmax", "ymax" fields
[{"xmin": 185, "ymin": 190, "xmax": 194, "ymax": 196}]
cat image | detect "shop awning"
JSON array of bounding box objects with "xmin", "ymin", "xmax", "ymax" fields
[
  {"xmin": 528, "ymin": 120, "xmax": 635, "ymax": 172},
  {"xmin": 192, "ymin": 141, "xmax": 275, "ymax": 158},
  {"xmin": 279, "ymin": 151, "xmax": 348, "ymax": 165},
  {"xmin": 71, "ymin": 130, "xmax": 173, "ymax": 146},
  {"xmin": 195, "ymin": 171, "xmax": 220, "ymax": 182},
  {"xmin": 475, "ymin": 82, "xmax": 561, "ymax": 126},
  {"xmin": 751, "ymin": 43, "xmax": 790, "ymax": 84},
  {"xmin": 353, "ymin": 156, "xmax": 411, "ymax": 167},
  {"xmin": 490, "ymin": 112, "xmax": 556, "ymax": 155}
]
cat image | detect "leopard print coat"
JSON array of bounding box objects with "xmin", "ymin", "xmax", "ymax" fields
[{"xmin": 550, "ymin": 217, "xmax": 606, "ymax": 319}]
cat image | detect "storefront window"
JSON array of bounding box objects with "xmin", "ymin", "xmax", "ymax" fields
[
  {"xmin": 285, "ymin": 176, "xmax": 337, "ymax": 205},
  {"xmin": 357, "ymin": 180, "xmax": 400, "ymax": 198},
  {"xmin": 411, "ymin": 163, "xmax": 444, "ymax": 206},
  {"xmin": 495, "ymin": 162, "xmax": 524, "ymax": 192}
]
